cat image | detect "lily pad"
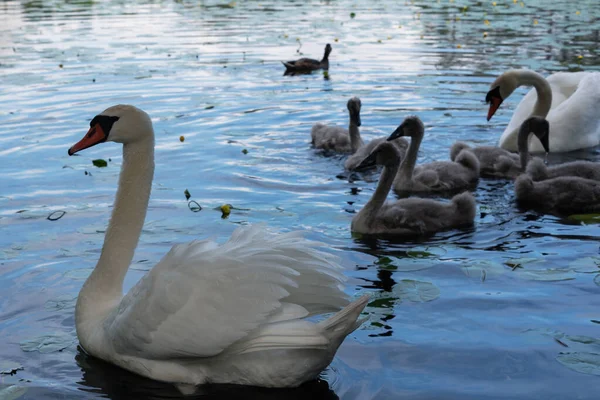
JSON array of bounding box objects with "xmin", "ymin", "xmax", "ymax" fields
[
  {"xmin": 0, "ymin": 361, "xmax": 23, "ymax": 375},
  {"xmin": 393, "ymin": 280, "xmax": 440, "ymax": 302},
  {"xmin": 20, "ymin": 332, "xmax": 74, "ymax": 353},
  {"xmin": 569, "ymin": 257, "xmax": 600, "ymax": 273},
  {"xmin": 516, "ymin": 268, "xmax": 576, "ymax": 282},
  {"xmin": 462, "ymin": 259, "xmax": 506, "ymax": 278},
  {"xmin": 556, "ymin": 352, "xmax": 600, "ymax": 376},
  {"xmin": 92, "ymin": 159, "xmax": 108, "ymax": 168},
  {"xmin": 0, "ymin": 385, "xmax": 28, "ymax": 400}
]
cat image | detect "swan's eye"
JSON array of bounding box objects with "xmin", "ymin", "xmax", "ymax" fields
[{"xmin": 485, "ymin": 86, "xmax": 502, "ymax": 104}]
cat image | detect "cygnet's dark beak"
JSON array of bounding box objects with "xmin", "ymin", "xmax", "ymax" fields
[
  {"xmin": 386, "ymin": 124, "xmax": 404, "ymax": 141},
  {"xmin": 355, "ymin": 152, "xmax": 377, "ymax": 171}
]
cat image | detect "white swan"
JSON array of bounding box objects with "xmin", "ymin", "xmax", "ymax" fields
[
  {"xmin": 486, "ymin": 69, "xmax": 600, "ymax": 153},
  {"xmin": 386, "ymin": 116, "xmax": 480, "ymax": 195},
  {"xmin": 68, "ymin": 105, "xmax": 369, "ymax": 390},
  {"xmin": 450, "ymin": 116, "xmax": 549, "ymax": 179},
  {"xmin": 311, "ymin": 97, "xmax": 408, "ymax": 170},
  {"xmin": 351, "ymin": 142, "xmax": 476, "ymax": 236}
]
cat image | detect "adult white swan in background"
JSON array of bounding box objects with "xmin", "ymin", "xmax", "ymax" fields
[
  {"xmin": 450, "ymin": 116, "xmax": 549, "ymax": 179},
  {"xmin": 485, "ymin": 69, "xmax": 600, "ymax": 153},
  {"xmin": 386, "ymin": 116, "xmax": 480, "ymax": 195},
  {"xmin": 351, "ymin": 142, "xmax": 476, "ymax": 236},
  {"xmin": 68, "ymin": 105, "xmax": 369, "ymax": 390}
]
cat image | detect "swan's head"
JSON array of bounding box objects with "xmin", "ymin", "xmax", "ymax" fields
[
  {"xmin": 386, "ymin": 115, "xmax": 424, "ymax": 141},
  {"xmin": 68, "ymin": 105, "xmax": 153, "ymax": 155},
  {"xmin": 485, "ymin": 70, "xmax": 521, "ymax": 121},
  {"xmin": 520, "ymin": 116, "xmax": 550, "ymax": 153},
  {"xmin": 324, "ymin": 43, "xmax": 332, "ymax": 57},
  {"xmin": 347, "ymin": 97, "xmax": 362, "ymax": 126},
  {"xmin": 356, "ymin": 141, "xmax": 401, "ymax": 170}
]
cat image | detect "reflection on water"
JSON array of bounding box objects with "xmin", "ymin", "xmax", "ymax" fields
[{"xmin": 1, "ymin": 0, "xmax": 600, "ymax": 399}]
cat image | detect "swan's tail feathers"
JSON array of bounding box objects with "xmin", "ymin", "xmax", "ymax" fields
[
  {"xmin": 494, "ymin": 155, "xmax": 516, "ymax": 175},
  {"xmin": 451, "ymin": 191, "xmax": 477, "ymax": 222},
  {"xmin": 525, "ymin": 157, "xmax": 548, "ymax": 181},
  {"xmin": 282, "ymin": 61, "xmax": 295, "ymax": 70},
  {"xmin": 455, "ymin": 149, "xmax": 480, "ymax": 173},
  {"xmin": 318, "ymin": 294, "xmax": 369, "ymax": 345},
  {"xmin": 450, "ymin": 142, "xmax": 471, "ymax": 162}
]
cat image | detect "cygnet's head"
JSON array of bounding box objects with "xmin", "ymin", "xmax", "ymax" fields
[
  {"xmin": 347, "ymin": 97, "xmax": 362, "ymax": 127},
  {"xmin": 323, "ymin": 43, "xmax": 332, "ymax": 57},
  {"xmin": 485, "ymin": 69, "xmax": 529, "ymax": 121},
  {"xmin": 68, "ymin": 105, "xmax": 153, "ymax": 155},
  {"xmin": 386, "ymin": 115, "xmax": 424, "ymax": 141},
  {"xmin": 356, "ymin": 141, "xmax": 401, "ymax": 171},
  {"xmin": 520, "ymin": 116, "xmax": 550, "ymax": 153}
]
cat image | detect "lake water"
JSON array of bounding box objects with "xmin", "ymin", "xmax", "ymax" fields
[{"xmin": 1, "ymin": 0, "xmax": 600, "ymax": 399}]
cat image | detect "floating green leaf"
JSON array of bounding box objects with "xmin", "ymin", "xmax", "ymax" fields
[
  {"xmin": 393, "ymin": 280, "xmax": 440, "ymax": 302},
  {"xmin": 568, "ymin": 213, "xmax": 600, "ymax": 223},
  {"xmin": 184, "ymin": 189, "xmax": 191, "ymax": 200},
  {"xmin": 20, "ymin": 332, "xmax": 74, "ymax": 353},
  {"xmin": 350, "ymin": 12, "xmax": 356, "ymax": 18},
  {"xmin": 556, "ymin": 352, "xmax": 600, "ymax": 376},
  {"xmin": 241, "ymin": 149, "xmax": 248, "ymax": 154},
  {"xmin": 92, "ymin": 159, "xmax": 108, "ymax": 168}
]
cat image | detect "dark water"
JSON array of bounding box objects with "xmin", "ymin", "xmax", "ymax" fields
[{"xmin": 1, "ymin": 0, "xmax": 600, "ymax": 399}]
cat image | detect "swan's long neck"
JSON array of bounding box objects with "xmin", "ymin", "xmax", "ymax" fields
[
  {"xmin": 516, "ymin": 70, "xmax": 552, "ymax": 118},
  {"xmin": 76, "ymin": 135, "xmax": 155, "ymax": 327},
  {"xmin": 349, "ymin": 122, "xmax": 363, "ymax": 152},
  {"xmin": 357, "ymin": 161, "xmax": 398, "ymax": 223},
  {"xmin": 517, "ymin": 126, "xmax": 531, "ymax": 171},
  {"xmin": 397, "ymin": 130, "xmax": 423, "ymax": 182}
]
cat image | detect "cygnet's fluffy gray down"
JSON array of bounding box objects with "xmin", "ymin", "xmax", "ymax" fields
[
  {"xmin": 449, "ymin": 116, "xmax": 550, "ymax": 179},
  {"xmin": 526, "ymin": 157, "xmax": 600, "ymax": 182},
  {"xmin": 514, "ymin": 174, "xmax": 600, "ymax": 215},
  {"xmin": 450, "ymin": 142, "xmax": 524, "ymax": 179},
  {"xmin": 351, "ymin": 141, "xmax": 476, "ymax": 236},
  {"xmin": 387, "ymin": 116, "xmax": 479, "ymax": 195},
  {"xmin": 311, "ymin": 97, "xmax": 362, "ymax": 153}
]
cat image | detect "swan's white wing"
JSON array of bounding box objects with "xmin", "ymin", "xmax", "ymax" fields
[
  {"xmin": 105, "ymin": 225, "xmax": 349, "ymax": 359},
  {"xmin": 545, "ymin": 72, "xmax": 600, "ymax": 151},
  {"xmin": 500, "ymin": 72, "xmax": 599, "ymax": 152}
]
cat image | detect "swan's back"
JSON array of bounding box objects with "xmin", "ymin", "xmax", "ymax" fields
[
  {"xmin": 527, "ymin": 157, "xmax": 600, "ymax": 182},
  {"xmin": 311, "ymin": 123, "xmax": 352, "ymax": 152},
  {"xmin": 515, "ymin": 174, "xmax": 600, "ymax": 214},
  {"xmin": 375, "ymin": 191, "xmax": 476, "ymax": 235}
]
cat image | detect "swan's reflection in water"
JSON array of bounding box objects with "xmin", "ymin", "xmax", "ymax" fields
[{"xmin": 76, "ymin": 350, "xmax": 339, "ymax": 400}]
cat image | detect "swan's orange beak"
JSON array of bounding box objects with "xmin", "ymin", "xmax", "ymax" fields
[
  {"xmin": 68, "ymin": 124, "xmax": 106, "ymax": 155},
  {"xmin": 487, "ymin": 97, "xmax": 502, "ymax": 121}
]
